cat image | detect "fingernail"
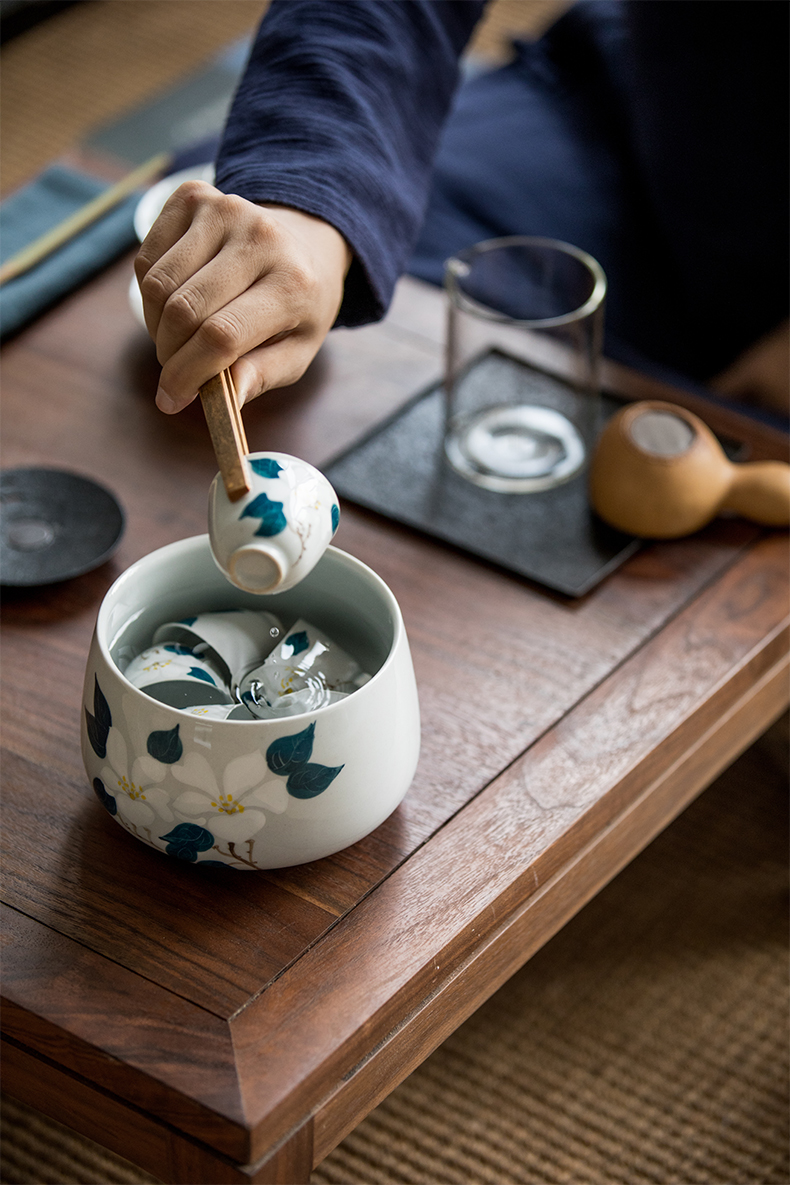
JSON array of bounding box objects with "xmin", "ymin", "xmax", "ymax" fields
[{"xmin": 156, "ymin": 386, "xmax": 177, "ymax": 414}]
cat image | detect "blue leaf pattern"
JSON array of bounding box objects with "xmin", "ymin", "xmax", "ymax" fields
[
  {"xmin": 284, "ymin": 630, "xmax": 309, "ymax": 657},
  {"xmin": 85, "ymin": 709, "xmax": 106, "ymax": 759},
  {"xmin": 93, "ymin": 777, "xmax": 117, "ymax": 815},
  {"xmin": 287, "ymin": 762, "xmax": 344, "ymax": 799},
  {"xmin": 265, "ymin": 722, "xmax": 344, "ymax": 801},
  {"xmin": 240, "ymin": 492, "xmax": 287, "ymax": 537},
  {"xmin": 147, "ymin": 723, "xmax": 183, "ymax": 764},
  {"xmin": 266, "ymin": 722, "xmax": 315, "ymax": 774},
  {"xmin": 159, "ymin": 822, "xmax": 215, "ymax": 861},
  {"xmin": 85, "ymin": 676, "xmax": 112, "ymax": 759},
  {"xmin": 188, "ymin": 667, "xmax": 216, "ymax": 685},
  {"xmin": 331, "ymin": 504, "xmax": 340, "ymax": 534},
  {"xmin": 179, "ymin": 616, "xmax": 197, "ymax": 626},
  {"xmin": 94, "ymin": 675, "xmax": 111, "ymax": 734},
  {"xmin": 250, "ymin": 457, "xmax": 283, "ymax": 479},
  {"xmin": 164, "ymin": 643, "xmax": 193, "ymax": 655}
]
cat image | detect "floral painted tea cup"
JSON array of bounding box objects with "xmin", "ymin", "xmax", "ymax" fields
[
  {"xmin": 123, "ymin": 643, "xmax": 232, "ymax": 709},
  {"xmin": 238, "ymin": 618, "xmax": 370, "ymax": 718},
  {"xmin": 81, "ymin": 535, "xmax": 420, "ymax": 869},
  {"xmin": 152, "ymin": 608, "xmax": 283, "ymax": 686},
  {"xmin": 208, "ymin": 451, "xmax": 340, "ymax": 594},
  {"xmin": 181, "ymin": 703, "xmax": 257, "ymax": 721}
]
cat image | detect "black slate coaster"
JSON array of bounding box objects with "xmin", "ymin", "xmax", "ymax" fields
[{"xmin": 325, "ymin": 353, "xmax": 640, "ymax": 598}]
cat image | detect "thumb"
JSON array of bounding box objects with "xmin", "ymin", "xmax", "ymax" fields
[{"xmin": 230, "ymin": 336, "xmax": 318, "ymax": 406}]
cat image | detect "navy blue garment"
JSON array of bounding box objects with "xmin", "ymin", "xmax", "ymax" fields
[
  {"xmin": 216, "ymin": 0, "xmax": 788, "ymax": 383},
  {"xmin": 411, "ymin": 0, "xmax": 789, "ymax": 382},
  {"xmin": 216, "ymin": 0, "xmax": 485, "ymax": 326},
  {"xmin": 621, "ymin": 0, "xmax": 788, "ymax": 380},
  {"xmin": 409, "ymin": 2, "xmax": 674, "ymax": 371}
]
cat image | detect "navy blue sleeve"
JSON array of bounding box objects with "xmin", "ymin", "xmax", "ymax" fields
[{"xmin": 214, "ymin": 0, "xmax": 486, "ymax": 326}]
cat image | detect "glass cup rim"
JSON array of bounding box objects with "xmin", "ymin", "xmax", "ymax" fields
[{"xmin": 444, "ymin": 235, "xmax": 607, "ymax": 329}]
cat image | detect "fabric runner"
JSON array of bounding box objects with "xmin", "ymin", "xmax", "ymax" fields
[{"xmin": 0, "ymin": 165, "xmax": 139, "ymax": 340}]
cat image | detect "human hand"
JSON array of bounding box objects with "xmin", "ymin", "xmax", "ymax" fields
[
  {"xmin": 134, "ymin": 182, "xmax": 352, "ymax": 414},
  {"xmin": 711, "ymin": 319, "xmax": 789, "ymax": 417}
]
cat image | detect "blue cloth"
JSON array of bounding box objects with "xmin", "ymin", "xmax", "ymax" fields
[
  {"xmin": 214, "ymin": 0, "xmax": 788, "ymax": 389},
  {"xmin": 0, "ymin": 165, "xmax": 139, "ymax": 340}
]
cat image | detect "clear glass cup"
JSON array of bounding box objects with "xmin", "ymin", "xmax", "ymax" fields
[{"xmin": 444, "ymin": 236, "xmax": 606, "ymax": 493}]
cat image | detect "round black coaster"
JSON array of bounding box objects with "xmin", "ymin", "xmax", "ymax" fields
[{"xmin": 0, "ymin": 468, "xmax": 125, "ymax": 587}]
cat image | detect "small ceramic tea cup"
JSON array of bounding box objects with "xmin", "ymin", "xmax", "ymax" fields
[
  {"xmin": 181, "ymin": 702, "xmax": 258, "ymax": 721},
  {"xmin": 152, "ymin": 608, "xmax": 283, "ymax": 685},
  {"xmin": 241, "ymin": 686, "xmax": 349, "ymax": 720},
  {"xmin": 209, "ymin": 452, "xmax": 340, "ymax": 594},
  {"xmin": 123, "ymin": 643, "xmax": 232, "ymax": 709},
  {"xmin": 238, "ymin": 618, "xmax": 370, "ymax": 718}
]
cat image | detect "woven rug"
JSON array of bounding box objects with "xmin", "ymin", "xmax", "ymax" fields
[
  {"xmin": 0, "ymin": 0, "xmax": 270, "ymax": 195},
  {"xmin": 2, "ymin": 711, "xmax": 787, "ymax": 1185}
]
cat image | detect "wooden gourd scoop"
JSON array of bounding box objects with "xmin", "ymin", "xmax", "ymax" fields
[
  {"xmin": 590, "ymin": 400, "xmax": 790, "ymax": 538},
  {"xmin": 199, "ymin": 369, "xmax": 251, "ymax": 502}
]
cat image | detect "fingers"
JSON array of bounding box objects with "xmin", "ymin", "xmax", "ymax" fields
[
  {"xmin": 155, "ymin": 274, "xmax": 316, "ymax": 413},
  {"xmin": 157, "ymin": 332, "xmax": 318, "ymax": 415},
  {"xmin": 232, "ymin": 336, "xmax": 321, "ymax": 405},
  {"xmin": 135, "ymin": 180, "xmax": 217, "ymax": 337},
  {"xmin": 135, "ymin": 188, "xmax": 350, "ymax": 413},
  {"xmin": 137, "ymin": 182, "xmax": 268, "ymax": 344},
  {"xmin": 150, "ymin": 238, "xmax": 269, "ymax": 366}
]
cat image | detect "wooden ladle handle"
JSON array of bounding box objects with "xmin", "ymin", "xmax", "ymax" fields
[
  {"xmin": 722, "ymin": 461, "xmax": 790, "ymax": 526},
  {"xmin": 199, "ymin": 369, "xmax": 251, "ymax": 502}
]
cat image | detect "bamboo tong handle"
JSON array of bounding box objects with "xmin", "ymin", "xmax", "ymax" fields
[{"xmin": 199, "ymin": 369, "xmax": 251, "ymax": 502}]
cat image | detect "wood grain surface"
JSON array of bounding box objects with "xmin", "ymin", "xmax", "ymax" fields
[
  {"xmin": 229, "ymin": 536, "xmax": 790, "ymax": 1159},
  {"xmin": 2, "ymin": 256, "xmax": 788, "ymax": 1182}
]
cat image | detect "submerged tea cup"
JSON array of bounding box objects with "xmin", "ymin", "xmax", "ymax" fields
[
  {"xmin": 209, "ymin": 451, "xmax": 340, "ymax": 594},
  {"xmin": 181, "ymin": 702, "xmax": 258, "ymax": 721},
  {"xmin": 238, "ymin": 617, "xmax": 370, "ymax": 718},
  {"xmin": 123, "ymin": 643, "xmax": 232, "ymax": 709},
  {"xmin": 152, "ymin": 608, "xmax": 283, "ymax": 686}
]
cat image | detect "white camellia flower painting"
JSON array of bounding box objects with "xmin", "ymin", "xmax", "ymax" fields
[
  {"xmin": 101, "ymin": 727, "xmax": 174, "ymax": 828},
  {"xmin": 172, "ymin": 749, "xmax": 288, "ymax": 842}
]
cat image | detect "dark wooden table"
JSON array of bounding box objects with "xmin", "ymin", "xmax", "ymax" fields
[{"xmin": 2, "ymin": 258, "xmax": 788, "ymax": 1184}]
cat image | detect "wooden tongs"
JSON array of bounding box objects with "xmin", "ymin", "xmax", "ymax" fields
[{"xmin": 199, "ymin": 369, "xmax": 251, "ymax": 502}]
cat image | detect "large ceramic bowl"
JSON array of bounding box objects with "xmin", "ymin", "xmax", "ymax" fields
[{"xmin": 81, "ymin": 536, "xmax": 420, "ymax": 869}]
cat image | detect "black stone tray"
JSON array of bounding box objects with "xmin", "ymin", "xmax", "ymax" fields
[{"xmin": 325, "ymin": 352, "xmax": 639, "ymax": 599}]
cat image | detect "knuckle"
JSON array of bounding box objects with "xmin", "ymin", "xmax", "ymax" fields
[
  {"xmin": 200, "ymin": 313, "xmax": 241, "ymax": 356},
  {"xmin": 214, "ymin": 193, "xmax": 265, "ymax": 240},
  {"xmin": 216, "ymin": 192, "xmax": 247, "ymax": 219},
  {"xmin": 138, "ymin": 266, "xmax": 176, "ymax": 305},
  {"xmin": 278, "ymin": 255, "xmax": 320, "ymax": 311},
  {"xmin": 133, "ymin": 249, "xmax": 151, "ymax": 281},
  {"xmin": 287, "ymin": 259, "xmax": 316, "ymax": 296},
  {"xmin": 246, "ymin": 213, "xmax": 279, "ymax": 251},
  {"xmin": 171, "ymin": 178, "xmax": 212, "ymax": 211},
  {"xmin": 161, "ymin": 287, "xmax": 203, "ymax": 335}
]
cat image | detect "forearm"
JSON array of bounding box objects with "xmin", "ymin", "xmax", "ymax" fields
[
  {"xmin": 136, "ymin": 0, "xmax": 486, "ymax": 412},
  {"xmin": 215, "ymin": 0, "xmax": 486, "ymax": 325}
]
